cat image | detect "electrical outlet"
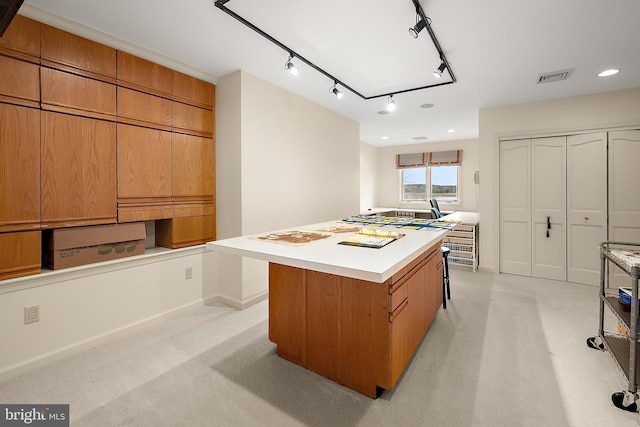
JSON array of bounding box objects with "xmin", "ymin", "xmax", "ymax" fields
[
  {"xmin": 24, "ymin": 305, "xmax": 39, "ymax": 325},
  {"xmin": 185, "ymin": 267, "xmax": 193, "ymax": 280}
]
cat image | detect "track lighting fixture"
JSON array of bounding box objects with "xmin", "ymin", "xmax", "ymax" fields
[
  {"xmin": 409, "ymin": 17, "xmax": 427, "ymax": 38},
  {"xmin": 216, "ymin": 0, "xmax": 456, "ymax": 100},
  {"xmin": 433, "ymin": 62, "xmax": 447, "ymax": 78},
  {"xmin": 330, "ymin": 81, "xmax": 343, "ymax": 99},
  {"xmin": 284, "ymin": 54, "xmax": 299, "ymax": 76},
  {"xmin": 386, "ymin": 95, "xmax": 396, "ymax": 112}
]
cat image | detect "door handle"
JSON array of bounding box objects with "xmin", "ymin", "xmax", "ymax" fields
[{"xmin": 546, "ymin": 216, "xmax": 551, "ymax": 238}]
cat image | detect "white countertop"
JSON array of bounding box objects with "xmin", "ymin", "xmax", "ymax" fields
[{"xmin": 206, "ymin": 220, "xmax": 449, "ymax": 283}]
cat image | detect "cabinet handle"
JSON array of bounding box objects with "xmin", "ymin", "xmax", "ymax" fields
[{"xmin": 546, "ymin": 216, "xmax": 551, "ymax": 238}]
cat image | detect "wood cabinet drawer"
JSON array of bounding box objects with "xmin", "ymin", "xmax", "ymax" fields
[
  {"xmin": 117, "ymin": 87, "xmax": 171, "ymax": 131},
  {"xmin": 0, "ymin": 230, "xmax": 41, "ymax": 280},
  {"xmin": 0, "ymin": 55, "xmax": 39, "ymax": 108},
  {"xmin": 0, "ymin": 15, "xmax": 40, "ymax": 63},
  {"xmin": 389, "ymin": 279, "xmax": 408, "ymax": 312},
  {"xmin": 41, "ymin": 24, "xmax": 116, "ymax": 83},
  {"xmin": 41, "ymin": 68, "xmax": 116, "ymax": 120}
]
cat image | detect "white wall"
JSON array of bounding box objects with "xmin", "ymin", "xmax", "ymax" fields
[
  {"xmin": 375, "ymin": 139, "xmax": 480, "ymax": 212},
  {"xmin": 215, "ymin": 70, "xmax": 360, "ymax": 307},
  {"xmin": 359, "ymin": 141, "xmax": 379, "ymax": 212},
  {"xmin": 0, "ymin": 248, "xmax": 211, "ymax": 384},
  {"xmin": 479, "ymin": 87, "xmax": 640, "ymax": 273}
]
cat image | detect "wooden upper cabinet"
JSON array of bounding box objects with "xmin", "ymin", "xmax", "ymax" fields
[
  {"xmin": 0, "ymin": 55, "xmax": 39, "ymax": 108},
  {"xmin": 0, "ymin": 104, "xmax": 40, "ymax": 232},
  {"xmin": 172, "ymin": 70, "xmax": 214, "ymax": 110},
  {"xmin": 41, "ymin": 68, "xmax": 116, "ymax": 120},
  {"xmin": 117, "ymin": 51, "xmax": 172, "ymax": 98},
  {"xmin": 41, "ymin": 111, "xmax": 117, "ymax": 228},
  {"xmin": 41, "ymin": 24, "xmax": 116, "ymax": 83},
  {"xmin": 0, "ymin": 14, "xmax": 40, "ymax": 63},
  {"xmin": 117, "ymin": 124, "xmax": 172, "ymax": 200},
  {"xmin": 171, "ymin": 101, "xmax": 214, "ymax": 138},
  {"xmin": 117, "ymin": 87, "xmax": 171, "ymax": 131},
  {"xmin": 171, "ymin": 133, "xmax": 214, "ymax": 200}
]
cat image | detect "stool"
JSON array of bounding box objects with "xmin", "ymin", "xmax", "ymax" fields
[{"xmin": 441, "ymin": 245, "xmax": 451, "ymax": 308}]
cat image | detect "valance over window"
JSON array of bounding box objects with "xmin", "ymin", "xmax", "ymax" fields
[
  {"xmin": 428, "ymin": 150, "xmax": 462, "ymax": 165},
  {"xmin": 396, "ymin": 153, "xmax": 426, "ymax": 169}
]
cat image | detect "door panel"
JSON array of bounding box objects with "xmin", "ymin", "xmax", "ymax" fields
[
  {"xmin": 608, "ymin": 130, "xmax": 640, "ymax": 287},
  {"xmin": 500, "ymin": 140, "xmax": 531, "ymax": 275},
  {"xmin": 532, "ymin": 137, "xmax": 566, "ymax": 280},
  {"xmin": 567, "ymin": 133, "xmax": 607, "ymax": 285}
]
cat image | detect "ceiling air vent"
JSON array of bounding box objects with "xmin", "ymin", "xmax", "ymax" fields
[{"xmin": 537, "ymin": 68, "xmax": 574, "ymax": 84}]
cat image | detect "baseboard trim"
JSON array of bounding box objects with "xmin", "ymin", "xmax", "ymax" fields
[
  {"xmin": 0, "ymin": 297, "xmax": 212, "ymax": 385},
  {"xmin": 217, "ymin": 290, "xmax": 268, "ymax": 310}
]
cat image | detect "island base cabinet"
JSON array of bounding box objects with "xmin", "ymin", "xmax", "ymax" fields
[
  {"xmin": 0, "ymin": 231, "xmax": 41, "ymax": 280},
  {"xmin": 268, "ymin": 241, "xmax": 442, "ymax": 398}
]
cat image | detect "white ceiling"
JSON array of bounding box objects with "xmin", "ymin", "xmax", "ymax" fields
[{"xmin": 22, "ymin": 0, "xmax": 640, "ymax": 147}]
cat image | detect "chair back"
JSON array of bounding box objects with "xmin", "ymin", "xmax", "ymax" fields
[
  {"xmin": 430, "ymin": 198, "xmax": 441, "ymax": 212},
  {"xmin": 431, "ymin": 207, "xmax": 442, "ymax": 219}
]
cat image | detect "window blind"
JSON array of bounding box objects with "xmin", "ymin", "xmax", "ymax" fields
[
  {"xmin": 428, "ymin": 150, "xmax": 462, "ymax": 165},
  {"xmin": 396, "ymin": 153, "xmax": 426, "ymax": 169}
]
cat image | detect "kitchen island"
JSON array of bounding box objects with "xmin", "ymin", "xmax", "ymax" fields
[{"xmin": 206, "ymin": 218, "xmax": 449, "ymax": 398}]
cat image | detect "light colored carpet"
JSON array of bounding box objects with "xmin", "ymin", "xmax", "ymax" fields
[{"xmin": 1, "ymin": 269, "xmax": 639, "ymax": 426}]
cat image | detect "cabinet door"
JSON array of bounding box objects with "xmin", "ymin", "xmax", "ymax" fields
[
  {"xmin": 172, "ymin": 133, "xmax": 215, "ymax": 200},
  {"xmin": 0, "ymin": 230, "xmax": 41, "ymax": 280},
  {"xmin": 41, "ymin": 68, "xmax": 116, "ymax": 120},
  {"xmin": 41, "ymin": 112, "xmax": 116, "ymax": 228},
  {"xmin": 531, "ymin": 137, "xmax": 566, "ymax": 281},
  {"xmin": 567, "ymin": 133, "xmax": 607, "ymax": 285},
  {"xmin": 155, "ymin": 215, "xmax": 215, "ymax": 249},
  {"xmin": 608, "ymin": 130, "xmax": 640, "ymax": 287},
  {"xmin": 389, "ymin": 299, "xmax": 409, "ymax": 389},
  {"xmin": 117, "ymin": 124, "xmax": 172, "ymax": 200},
  {"xmin": 0, "ymin": 104, "xmax": 40, "ymax": 232},
  {"xmin": 0, "ymin": 14, "xmax": 40, "ymax": 63},
  {"xmin": 117, "ymin": 51, "xmax": 172, "ymax": 98},
  {"xmin": 500, "ymin": 140, "xmax": 532, "ymax": 275},
  {"xmin": 117, "ymin": 87, "xmax": 171, "ymax": 131},
  {"xmin": 0, "ymin": 55, "xmax": 39, "ymax": 108},
  {"xmin": 172, "ymin": 101, "xmax": 214, "ymax": 138},
  {"xmin": 171, "ymin": 70, "xmax": 214, "ymax": 109},
  {"xmin": 406, "ymin": 261, "xmax": 426, "ymax": 356},
  {"xmin": 41, "ymin": 24, "xmax": 116, "ymax": 83}
]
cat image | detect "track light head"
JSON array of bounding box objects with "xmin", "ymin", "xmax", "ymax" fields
[
  {"xmin": 386, "ymin": 95, "xmax": 396, "ymax": 112},
  {"xmin": 409, "ymin": 18, "xmax": 427, "ymax": 38},
  {"xmin": 330, "ymin": 82, "xmax": 343, "ymax": 99},
  {"xmin": 433, "ymin": 62, "xmax": 447, "ymax": 78},
  {"xmin": 284, "ymin": 55, "xmax": 299, "ymax": 76}
]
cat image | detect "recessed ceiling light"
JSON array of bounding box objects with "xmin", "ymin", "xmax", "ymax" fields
[
  {"xmin": 598, "ymin": 69, "xmax": 619, "ymax": 77},
  {"xmin": 447, "ymin": 129, "xmax": 456, "ymax": 133},
  {"xmin": 420, "ymin": 103, "xmax": 434, "ymax": 109},
  {"xmin": 382, "ymin": 136, "xmax": 389, "ymax": 140}
]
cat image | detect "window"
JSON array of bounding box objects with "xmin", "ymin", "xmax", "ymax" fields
[{"xmin": 401, "ymin": 165, "xmax": 460, "ymax": 202}]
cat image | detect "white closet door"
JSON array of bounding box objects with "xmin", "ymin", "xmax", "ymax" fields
[
  {"xmin": 531, "ymin": 137, "xmax": 566, "ymax": 280},
  {"xmin": 609, "ymin": 130, "xmax": 640, "ymax": 287},
  {"xmin": 500, "ymin": 140, "xmax": 531, "ymax": 276},
  {"xmin": 566, "ymin": 133, "xmax": 607, "ymax": 285}
]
